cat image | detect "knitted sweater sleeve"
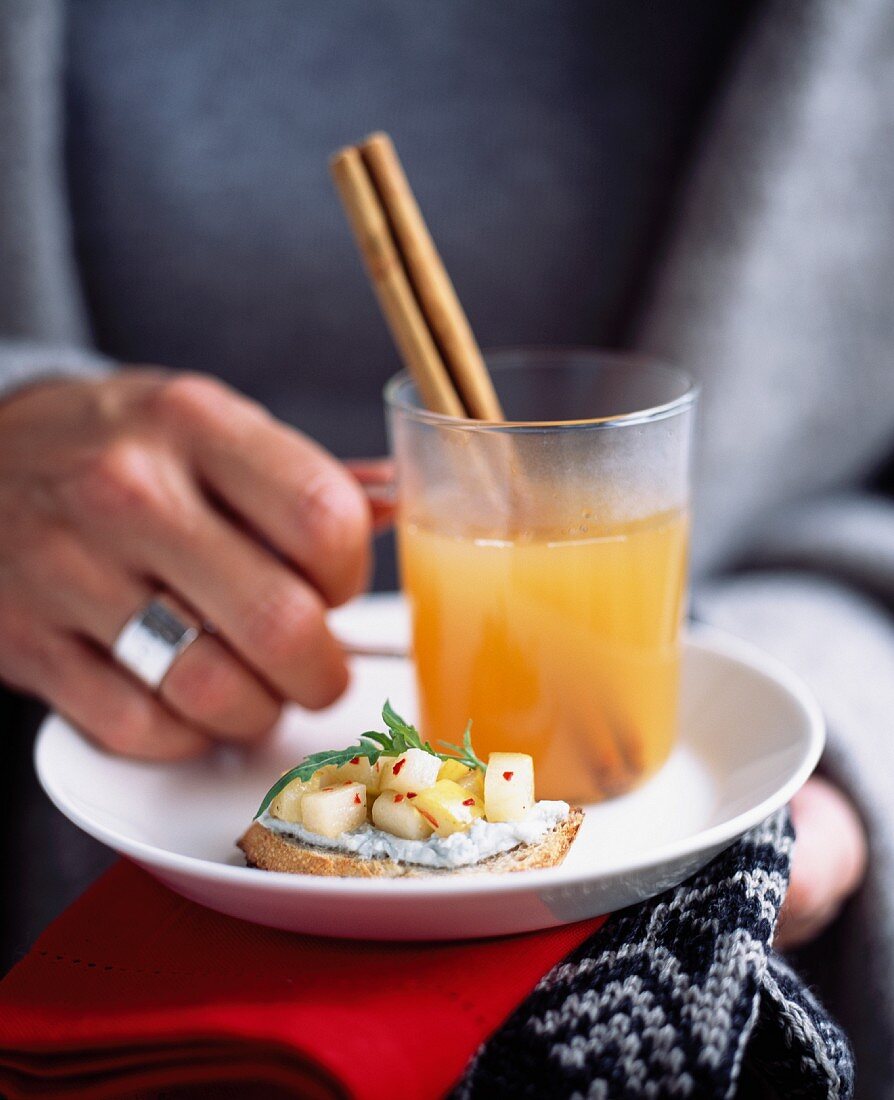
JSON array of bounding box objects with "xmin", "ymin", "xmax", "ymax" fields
[{"xmin": 0, "ymin": 1, "xmax": 112, "ymax": 400}]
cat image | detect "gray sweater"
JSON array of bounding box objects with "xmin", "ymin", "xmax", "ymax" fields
[{"xmin": 2, "ymin": 1, "xmax": 894, "ymax": 1094}]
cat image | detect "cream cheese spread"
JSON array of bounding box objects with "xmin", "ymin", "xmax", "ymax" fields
[{"xmin": 259, "ymin": 800, "xmax": 570, "ymax": 869}]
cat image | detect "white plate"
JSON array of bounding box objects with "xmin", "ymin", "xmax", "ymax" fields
[{"xmin": 35, "ymin": 595, "xmax": 823, "ymax": 941}]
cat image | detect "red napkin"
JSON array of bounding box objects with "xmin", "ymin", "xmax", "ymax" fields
[{"xmin": 0, "ymin": 861, "xmax": 605, "ymax": 1099}]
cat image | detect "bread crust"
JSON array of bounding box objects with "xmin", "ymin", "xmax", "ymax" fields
[{"xmin": 238, "ymin": 807, "xmax": 584, "ymax": 878}]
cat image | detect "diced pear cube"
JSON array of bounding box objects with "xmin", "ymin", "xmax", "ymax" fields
[
  {"xmin": 379, "ymin": 748, "xmax": 441, "ymax": 795},
  {"xmin": 456, "ymin": 768, "xmax": 485, "ymax": 799},
  {"xmin": 371, "ymin": 790, "xmax": 434, "ymax": 840},
  {"xmin": 484, "ymin": 753, "xmax": 534, "ymax": 822},
  {"xmin": 309, "ymin": 765, "xmax": 338, "ymax": 788},
  {"xmin": 378, "ymin": 755, "xmax": 397, "ymax": 777},
  {"xmin": 437, "ymin": 759, "xmax": 471, "ymax": 783},
  {"xmin": 330, "ymin": 755, "xmax": 383, "ymax": 794},
  {"xmin": 436, "ymin": 759, "xmax": 484, "ymax": 797},
  {"xmin": 301, "ymin": 782, "xmax": 367, "ymax": 838},
  {"xmin": 269, "ymin": 777, "xmax": 314, "ymax": 824},
  {"xmin": 411, "ymin": 780, "xmax": 484, "ymax": 837}
]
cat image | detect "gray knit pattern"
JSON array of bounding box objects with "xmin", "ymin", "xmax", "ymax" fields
[{"xmin": 454, "ymin": 811, "xmax": 853, "ymax": 1099}]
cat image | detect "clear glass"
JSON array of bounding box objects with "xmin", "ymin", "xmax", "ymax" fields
[{"xmin": 386, "ymin": 349, "xmax": 698, "ymax": 803}]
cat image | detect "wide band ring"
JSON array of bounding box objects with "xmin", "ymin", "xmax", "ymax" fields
[{"xmin": 112, "ymin": 599, "xmax": 200, "ymax": 689}]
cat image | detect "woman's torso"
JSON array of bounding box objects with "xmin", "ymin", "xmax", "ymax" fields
[{"xmin": 65, "ymin": 0, "xmax": 746, "ymax": 461}]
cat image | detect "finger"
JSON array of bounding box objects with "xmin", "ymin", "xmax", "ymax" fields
[
  {"xmin": 155, "ymin": 376, "xmax": 372, "ymax": 606},
  {"xmin": 790, "ymin": 776, "xmax": 868, "ymax": 908},
  {"xmin": 14, "ymin": 625, "xmax": 210, "ymax": 760},
  {"xmin": 130, "ymin": 496, "xmax": 350, "ymax": 709},
  {"xmin": 346, "ymin": 457, "xmax": 395, "ymax": 483},
  {"xmin": 109, "ymin": 595, "xmax": 281, "ymax": 742},
  {"xmin": 24, "ymin": 532, "xmax": 281, "ymax": 741},
  {"xmin": 56, "ymin": 429, "xmax": 350, "ymax": 709},
  {"xmin": 159, "ymin": 616, "xmax": 282, "ymax": 740},
  {"xmin": 347, "ymin": 458, "xmax": 397, "ymax": 533},
  {"xmin": 360, "ymin": 487, "xmax": 396, "ymax": 535},
  {"xmin": 777, "ymin": 776, "xmax": 868, "ymax": 949},
  {"xmin": 776, "ymin": 899, "xmax": 840, "ymax": 951}
]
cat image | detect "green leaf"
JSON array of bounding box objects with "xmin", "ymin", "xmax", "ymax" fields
[
  {"xmin": 255, "ymin": 765, "xmax": 305, "ymax": 818},
  {"xmin": 381, "ymin": 699, "xmax": 404, "ymax": 731},
  {"xmin": 253, "ymin": 701, "xmax": 485, "ymax": 817},
  {"xmin": 359, "ymin": 730, "xmax": 392, "ymax": 749},
  {"xmin": 253, "ymin": 744, "xmax": 381, "ymax": 818},
  {"xmin": 437, "ymin": 721, "xmax": 486, "ymax": 772},
  {"xmin": 382, "ymin": 700, "xmax": 416, "ymax": 740}
]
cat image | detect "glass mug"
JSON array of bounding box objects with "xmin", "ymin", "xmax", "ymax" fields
[{"xmin": 386, "ymin": 349, "xmax": 697, "ymax": 804}]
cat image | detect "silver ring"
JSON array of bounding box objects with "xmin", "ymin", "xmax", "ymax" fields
[{"xmin": 112, "ymin": 599, "xmax": 200, "ymax": 689}]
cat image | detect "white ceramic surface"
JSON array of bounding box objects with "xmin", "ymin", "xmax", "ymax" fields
[{"xmin": 35, "ymin": 595, "xmax": 823, "ymax": 941}]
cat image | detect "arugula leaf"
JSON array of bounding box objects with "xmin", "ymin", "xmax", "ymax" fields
[
  {"xmin": 439, "ymin": 721, "xmax": 486, "ymax": 773},
  {"xmin": 254, "ymin": 700, "xmax": 486, "ymax": 818},
  {"xmin": 253, "ymin": 743, "xmax": 382, "ymax": 818}
]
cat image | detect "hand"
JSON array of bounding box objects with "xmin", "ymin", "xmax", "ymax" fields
[
  {"xmin": 0, "ymin": 371, "xmax": 372, "ymax": 758},
  {"xmin": 776, "ymin": 775, "xmax": 868, "ymax": 949},
  {"xmin": 344, "ymin": 457, "xmax": 396, "ymax": 533}
]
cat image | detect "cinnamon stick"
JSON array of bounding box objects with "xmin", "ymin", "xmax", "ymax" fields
[
  {"xmin": 359, "ymin": 132, "xmax": 504, "ymax": 421},
  {"xmin": 332, "ymin": 136, "xmax": 520, "ymax": 532},
  {"xmin": 329, "ymin": 145, "xmax": 465, "ymax": 418}
]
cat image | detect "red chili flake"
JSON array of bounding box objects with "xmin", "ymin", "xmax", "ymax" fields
[
  {"xmin": 353, "ymin": 793, "xmax": 362, "ymax": 804},
  {"xmin": 322, "ymin": 786, "xmax": 334, "ymax": 792},
  {"xmin": 503, "ymin": 771, "xmax": 514, "ymax": 781},
  {"xmin": 393, "ymin": 794, "xmax": 405, "ymax": 803},
  {"xmin": 349, "ymin": 756, "xmax": 360, "ymax": 766},
  {"xmin": 419, "ymin": 810, "xmax": 439, "ymax": 828},
  {"xmin": 406, "ymin": 792, "xmax": 417, "ymax": 799},
  {"xmin": 392, "ymin": 759, "xmax": 406, "ymax": 776},
  {"xmin": 343, "ymin": 781, "xmax": 353, "ymax": 786},
  {"xmin": 462, "ymin": 798, "xmax": 475, "ymax": 806}
]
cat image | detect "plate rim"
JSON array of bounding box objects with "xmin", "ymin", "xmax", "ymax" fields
[{"xmin": 34, "ymin": 623, "xmax": 823, "ymax": 898}]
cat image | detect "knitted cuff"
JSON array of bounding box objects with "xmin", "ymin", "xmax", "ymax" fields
[{"xmin": 454, "ymin": 810, "xmax": 853, "ymax": 1099}]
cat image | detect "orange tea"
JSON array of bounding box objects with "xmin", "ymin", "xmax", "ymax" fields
[
  {"xmin": 387, "ymin": 350, "xmax": 697, "ymax": 805},
  {"xmin": 399, "ymin": 509, "xmax": 689, "ymax": 803}
]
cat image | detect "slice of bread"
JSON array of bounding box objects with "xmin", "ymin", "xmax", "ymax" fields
[{"xmin": 238, "ymin": 806, "xmax": 583, "ymax": 878}]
